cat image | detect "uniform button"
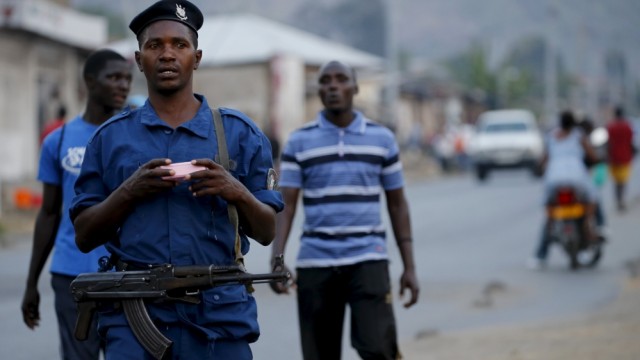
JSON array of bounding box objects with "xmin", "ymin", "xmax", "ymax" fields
[
  {"xmin": 213, "ymin": 295, "xmax": 220, "ymax": 300},
  {"xmin": 164, "ymin": 129, "xmax": 172, "ymax": 134}
]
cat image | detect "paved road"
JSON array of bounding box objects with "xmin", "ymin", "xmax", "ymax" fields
[{"xmin": 1, "ymin": 163, "xmax": 639, "ymax": 360}]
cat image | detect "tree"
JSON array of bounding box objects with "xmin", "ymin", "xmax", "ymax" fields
[
  {"xmin": 444, "ymin": 41, "xmax": 497, "ymax": 108},
  {"xmin": 499, "ymin": 35, "xmax": 574, "ymax": 115}
]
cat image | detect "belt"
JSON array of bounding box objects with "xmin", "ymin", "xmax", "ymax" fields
[
  {"xmin": 97, "ymin": 254, "xmax": 161, "ymax": 272},
  {"xmin": 115, "ymin": 259, "xmax": 163, "ymax": 272}
]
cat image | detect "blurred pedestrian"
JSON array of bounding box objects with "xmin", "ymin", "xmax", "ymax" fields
[
  {"xmin": 69, "ymin": 1, "xmax": 282, "ymax": 359},
  {"xmin": 581, "ymin": 117, "xmax": 608, "ymax": 231},
  {"xmin": 21, "ymin": 49, "xmax": 132, "ymax": 359},
  {"xmin": 40, "ymin": 105, "xmax": 67, "ymax": 145},
  {"xmin": 606, "ymin": 106, "xmax": 636, "ymax": 212},
  {"xmin": 270, "ymin": 60, "xmax": 420, "ymax": 360}
]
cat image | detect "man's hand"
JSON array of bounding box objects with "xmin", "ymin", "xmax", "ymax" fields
[
  {"xmin": 269, "ymin": 257, "xmax": 295, "ymax": 294},
  {"xmin": 120, "ymin": 158, "xmax": 177, "ymax": 200},
  {"xmin": 186, "ymin": 159, "xmax": 246, "ymax": 202},
  {"xmin": 21, "ymin": 286, "xmax": 40, "ymax": 329},
  {"xmin": 399, "ymin": 269, "xmax": 420, "ymax": 308}
]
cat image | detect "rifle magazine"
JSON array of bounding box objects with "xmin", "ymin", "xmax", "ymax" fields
[{"xmin": 122, "ymin": 299, "xmax": 173, "ymax": 360}]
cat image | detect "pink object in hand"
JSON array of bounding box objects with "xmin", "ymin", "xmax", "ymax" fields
[{"xmin": 161, "ymin": 162, "xmax": 206, "ymax": 181}]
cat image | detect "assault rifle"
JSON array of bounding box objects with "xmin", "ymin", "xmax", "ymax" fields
[{"xmin": 70, "ymin": 255, "xmax": 290, "ymax": 360}]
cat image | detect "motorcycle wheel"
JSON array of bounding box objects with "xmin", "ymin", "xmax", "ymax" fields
[
  {"xmin": 557, "ymin": 221, "xmax": 581, "ymax": 270},
  {"xmin": 475, "ymin": 166, "xmax": 488, "ymax": 182},
  {"xmin": 579, "ymin": 237, "xmax": 604, "ymax": 268}
]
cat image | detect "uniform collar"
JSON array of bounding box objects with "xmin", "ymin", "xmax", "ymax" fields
[
  {"xmin": 140, "ymin": 94, "xmax": 211, "ymax": 138},
  {"xmin": 317, "ymin": 110, "xmax": 367, "ymax": 134}
]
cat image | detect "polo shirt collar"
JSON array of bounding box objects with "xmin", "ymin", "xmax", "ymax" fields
[
  {"xmin": 140, "ymin": 94, "xmax": 212, "ymax": 139},
  {"xmin": 317, "ymin": 110, "xmax": 367, "ymax": 134}
]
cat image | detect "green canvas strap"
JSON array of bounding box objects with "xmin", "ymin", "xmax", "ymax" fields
[{"xmin": 211, "ymin": 108, "xmax": 245, "ymax": 270}]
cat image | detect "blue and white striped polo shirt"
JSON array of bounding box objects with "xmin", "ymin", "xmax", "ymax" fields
[{"xmin": 279, "ymin": 111, "xmax": 404, "ymax": 267}]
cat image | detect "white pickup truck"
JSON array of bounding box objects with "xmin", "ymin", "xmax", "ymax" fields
[{"xmin": 468, "ymin": 109, "xmax": 544, "ymax": 181}]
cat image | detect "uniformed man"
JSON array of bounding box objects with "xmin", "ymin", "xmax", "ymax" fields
[{"xmin": 69, "ymin": 1, "xmax": 283, "ymax": 359}]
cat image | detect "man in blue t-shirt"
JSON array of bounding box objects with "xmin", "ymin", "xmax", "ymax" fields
[
  {"xmin": 21, "ymin": 49, "xmax": 132, "ymax": 359},
  {"xmin": 271, "ymin": 60, "xmax": 420, "ymax": 360}
]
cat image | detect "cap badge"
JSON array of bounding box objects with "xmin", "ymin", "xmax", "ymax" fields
[{"xmin": 176, "ymin": 4, "xmax": 188, "ymax": 21}]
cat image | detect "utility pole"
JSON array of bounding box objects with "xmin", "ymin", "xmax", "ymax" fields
[
  {"xmin": 583, "ymin": 23, "xmax": 599, "ymax": 121},
  {"xmin": 624, "ymin": 49, "xmax": 636, "ymax": 114},
  {"xmin": 544, "ymin": 2, "xmax": 558, "ymax": 128},
  {"xmin": 383, "ymin": 0, "xmax": 398, "ymax": 131}
]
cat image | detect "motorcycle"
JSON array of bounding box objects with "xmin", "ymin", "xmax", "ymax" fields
[{"xmin": 544, "ymin": 185, "xmax": 604, "ymax": 270}]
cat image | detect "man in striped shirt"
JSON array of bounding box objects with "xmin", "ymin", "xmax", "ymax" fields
[{"xmin": 270, "ymin": 60, "xmax": 420, "ymax": 360}]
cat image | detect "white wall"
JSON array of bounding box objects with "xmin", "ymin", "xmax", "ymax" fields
[
  {"xmin": 269, "ymin": 55, "xmax": 305, "ymax": 146},
  {"xmin": 0, "ymin": 31, "xmax": 85, "ymax": 182},
  {"xmin": 195, "ymin": 63, "xmax": 270, "ymax": 127}
]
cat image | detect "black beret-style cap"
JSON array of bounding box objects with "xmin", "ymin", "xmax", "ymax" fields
[{"xmin": 129, "ymin": 0, "xmax": 204, "ymax": 37}]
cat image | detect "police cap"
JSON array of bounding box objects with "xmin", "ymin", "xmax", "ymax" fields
[{"xmin": 129, "ymin": 0, "xmax": 203, "ymax": 37}]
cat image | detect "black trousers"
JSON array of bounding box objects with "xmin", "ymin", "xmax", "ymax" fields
[{"xmin": 296, "ymin": 260, "xmax": 399, "ymax": 360}]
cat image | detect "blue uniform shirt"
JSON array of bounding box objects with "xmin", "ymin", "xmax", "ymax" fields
[
  {"xmin": 38, "ymin": 115, "xmax": 109, "ymax": 276},
  {"xmin": 279, "ymin": 111, "xmax": 404, "ymax": 268},
  {"xmin": 70, "ymin": 95, "xmax": 283, "ymax": 342}
]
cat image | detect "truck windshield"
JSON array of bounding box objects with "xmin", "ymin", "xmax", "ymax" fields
[{"xmin": 480, "ymin": 122, "xmax": 528, "ymax": 133}]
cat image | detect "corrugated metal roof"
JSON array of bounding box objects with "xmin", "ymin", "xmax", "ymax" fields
[
  {"xmin": 108, "ymin": 13, "xmax": 383, "ymax": 68},
  {"xmin": 0, "ymin": 0, "xmax": 107, "ymax": 49}
]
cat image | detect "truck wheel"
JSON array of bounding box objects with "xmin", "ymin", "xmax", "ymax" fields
[
  {"xmin": 476, "ymin": 166, "xmax": 488, "ymax": 181},
  {"xmin": 530, "ymin": 164, "xmax": 543, "ymax": 178}
]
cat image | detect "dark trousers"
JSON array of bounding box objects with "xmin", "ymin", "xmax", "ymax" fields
[
  {"xmin": 103, "ymin": 325, "xmax": 252, "ymax": 360},
  {"xmin": 296, "ymin": 260, "xmax": 399, "ymax": 360},
  {"xmin": 536, "ymin": 221, "xmax": 551, "ymax": 260},
  {"xmin": 51, "ymin": 274, "xmax": 102, "ymax": 360},
  {"xmin": 595, "ymin": 202, "xmax": 606, "ymax": 227}
]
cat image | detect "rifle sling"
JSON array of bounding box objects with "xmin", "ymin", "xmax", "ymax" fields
[{"xmin": 211, "ymin": 108, "xmax": 245, "ymax": 270}]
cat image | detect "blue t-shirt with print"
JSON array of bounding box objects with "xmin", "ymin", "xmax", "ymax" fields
[{"xmin": 38, "ymin": 115, "xmax": 109, "ymax": 276}]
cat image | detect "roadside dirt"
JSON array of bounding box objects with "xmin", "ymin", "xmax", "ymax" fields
[{"xmin": 401, "ymin": 274, "xmax": 640, "ymax": 360}]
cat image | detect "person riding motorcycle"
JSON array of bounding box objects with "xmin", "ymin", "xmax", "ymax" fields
[{"xmin": 529, "ymin": 110, "xmax": 599, "ymax": 269}]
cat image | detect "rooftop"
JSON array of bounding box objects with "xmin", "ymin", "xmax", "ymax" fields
[{"xmin": 108, "ymin": 13, "xmax": 383, "ymax": 68}]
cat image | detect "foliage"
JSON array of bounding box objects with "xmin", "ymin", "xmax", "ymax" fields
[
  {"xmin": 443, "ymin": 35, "xmax": 580, "ymax": 116},
  {"xmin": 444, "ymin": 41, "xmax": 497, "ymax": 108},
  {"xmin": 500, "ymin": 35, "xmax": 574, "ymax": 113},
  {"xmin": 0, "ymin": 220, "xmax": 5, "ymax": 245}
]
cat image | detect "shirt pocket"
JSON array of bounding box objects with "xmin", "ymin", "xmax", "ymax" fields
[
  {"xmin": 202, "ymin": 285, "xmax": 248, "ymax": 306},
  {"xmin": 115, "ymin": 153, "xmax": 150, "ymax": 187}
]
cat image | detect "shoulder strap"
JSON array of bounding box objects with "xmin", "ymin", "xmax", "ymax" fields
[
  {"xmin": 211, "ymin": 108, "xmax": 245, "ymax": 270},
  {"xmin": 57, "ymin": 124, "xmax": 66, "ymax": 170}
]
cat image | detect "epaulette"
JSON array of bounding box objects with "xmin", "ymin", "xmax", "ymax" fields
[
  {"xmin": 87, "ymin": 107, "xmax": 135, "ymax": 143},
  {"xmin": 217, "ymin": 107, "xmax": 262, "ymax": 135},
  {"xmin": 109, "ymin": 107, "xmax": 133, "ymax": 123}
]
